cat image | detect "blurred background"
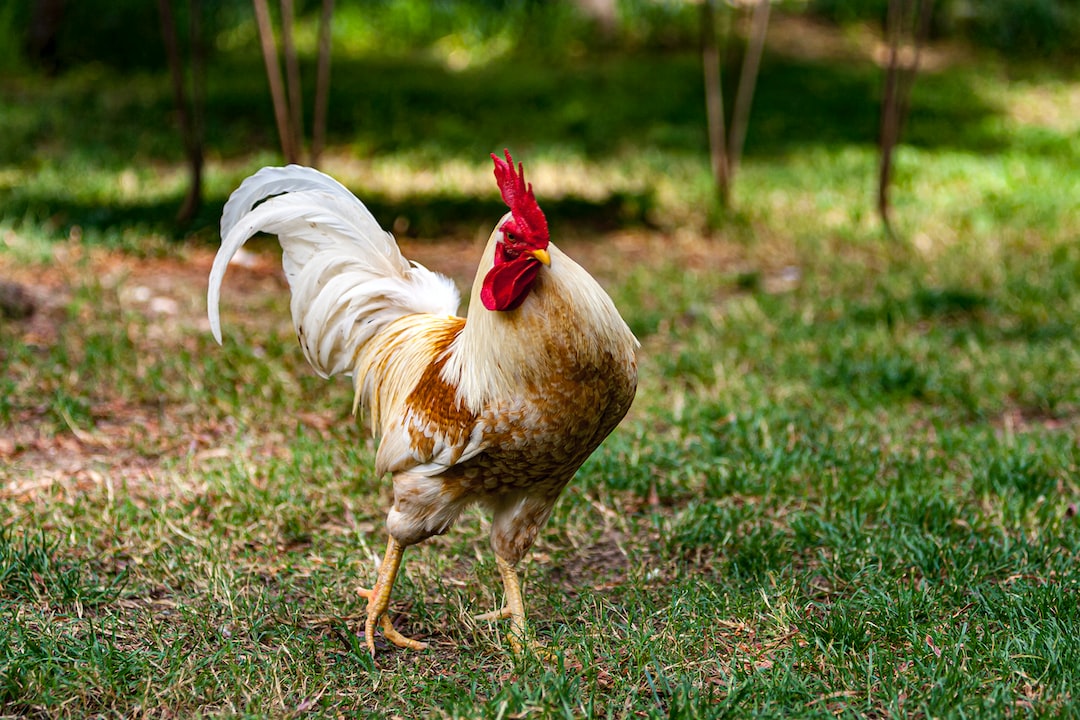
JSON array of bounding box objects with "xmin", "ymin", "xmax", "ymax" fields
[{"xmin": 1, "ymin": 0, "xmax": 1077, "ymax": 252}]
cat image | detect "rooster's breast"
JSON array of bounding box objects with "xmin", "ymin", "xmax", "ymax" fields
[{"xmin": 449, "ymin": 346, "xmax": 637, "ymax": 500}]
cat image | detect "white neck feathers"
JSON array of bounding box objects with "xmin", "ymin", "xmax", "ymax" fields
[{"xmin": 441, "ymin": 228, "xmax": 637, "ymax": 414}]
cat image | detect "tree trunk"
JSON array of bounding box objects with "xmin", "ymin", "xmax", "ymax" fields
[
  {"xmin": 157, "ymin": 0, "xmax": 204, "ymax": 224},
  {"xmin": 185, "ymin": 0, "xmax": 206, "ymax": 223},
  {"xmin": 280, "ymin": 0, "xmax": 305, "ymax": 160},
  {"xmin": 728, "ymin": 0, "xmax": 769, "ymax": 180},
  {"xmin": 877, "ymin": 0, "xmax": 903, "ymax": 233},
  {"xmin": 310, "ymin": 0, "xmax": 335, "ymax": 167},
  {"xmin": 253, "ymin": 0, "xmax": 297, "ymax": 163},
  {"xmin": 701, "ymin": 0, "xmax": 729, "ymax": 206},
  {"xmin": 878, "ymin": 0, "xmax": 933, "ymax": 235},
  {"xmin": 897, "ymin": 0, "xmax": 933, "ymax": 136}
]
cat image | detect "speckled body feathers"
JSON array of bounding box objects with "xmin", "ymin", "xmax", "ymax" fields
[{"xmin": 208, "ymin": 164, "xmax": 638, "ymax": 567}]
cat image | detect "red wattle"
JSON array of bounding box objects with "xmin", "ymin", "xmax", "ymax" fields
[{"xmin": 480, "ymin": 256, "xmax": 542, "ymax": 311}]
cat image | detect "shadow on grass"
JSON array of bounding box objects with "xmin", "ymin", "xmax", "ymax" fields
[
  {"xmin": 221, "ymin": 49, "xmax": 1009, "ymax": 160},
  {"xmin": 0, "ymin": 39, "xmax": 1019, "ymax": 243},
  {"xmin": 845, "ymin": 284, "xmax": 1077, "ymax": 345},
  {"xmin": 362, "ymin": 190, "xmax": 656, "ymax": 238},
  {"xmin": 2, "ymin": 187, "xmax": 657, "ymax": 244}
]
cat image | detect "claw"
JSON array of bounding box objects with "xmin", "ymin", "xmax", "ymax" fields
[
  {"xmin": 358, "ymin": 537, "xmax": 427, "ymax": 654},
  {"xmin": 473, "ymin": 605, "xmax": 512, "ymax": 622}
]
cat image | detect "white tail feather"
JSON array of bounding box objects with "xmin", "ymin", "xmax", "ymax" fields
[{"xmin": 208, "ymin": 165, "xmax": 460, "ymax": 379}]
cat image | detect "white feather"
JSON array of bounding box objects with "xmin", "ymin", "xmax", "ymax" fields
[{"xmin": 208, "ymin": 165, "xmax": 460, "ymax": 379}]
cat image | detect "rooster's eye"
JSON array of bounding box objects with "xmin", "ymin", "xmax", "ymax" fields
[{"xmin": 506, "ymin": 233, "xmax": 517, "ymax": 242}]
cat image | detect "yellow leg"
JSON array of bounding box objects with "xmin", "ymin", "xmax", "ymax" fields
[
  {"xmin": 473, "ymin": 554, "xmax": 527, "ymax": 654},
  {"xmin": 356, "ymin": 536, "xmax": 428, "ymax": 655}
]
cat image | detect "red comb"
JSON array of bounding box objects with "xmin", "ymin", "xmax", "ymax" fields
[{"xmin": 491, "ymin": 149, "xmax": 548, "ymax": 242}]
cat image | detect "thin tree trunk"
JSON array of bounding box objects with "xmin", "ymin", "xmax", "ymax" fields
[
  {"xmin": 311, "ymin": 0, "xmax": 334, "ymax": 167},
  {"xmin": 253, "ymin": 0, "xmax": 297, "ymax": 162},
  {"xmin": 701, "ymin": 0, "xmax": 729, "ymax": 206},
  {"xmin": 877, "ymin": 0, "xmax": 904, "ymax": 233},
  {"xmin": 878, "ymin": 0, "xmax": 933, "ymax": 235},
  {"xmin": 728, "ymin": 0, "xmax": 769, "ymax": 180},
  {"xmin": 186, "ymin": 0, "xmax": 205, "ymax": 221},
  {"xmin": 157, "ymin": 0, "xmax": 203, "ymax": 224},
  {"xmin": 280, "ymin": 0, "xmax": 305, "ymax": 160},
  {"xmin": 896, "ymin": 0, "xmax": 933, "ymax": 135}
]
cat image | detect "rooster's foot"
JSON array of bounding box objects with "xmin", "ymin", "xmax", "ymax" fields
[
  {"xmin": 357, "ymin": 536, "xmax": 428, "ymax": 655},
  {"xmin": 357, "ymin": 585, "xmax": 429, "ymax": 652}
]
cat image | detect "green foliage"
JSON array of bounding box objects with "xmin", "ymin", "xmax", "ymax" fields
[
  {"xmin": 965, "ymin": 0, "xmax": 1080, "ymax": 58},
  {"xmin": 809, "ymin": 0, "xmax": 1080, "ymax": 60},
  {"xmin": 6, "ymin": 2, "xmax": 1077, "ymax": 243},
  {"xmin": 6, "ymin": 0, "xmax": 1079, "ymax": 82},
  {"xmin": 0, "ymin": 0, "xmax": 251, "ymax": 72},
  {"xmin": 808, "ymin": 0, "xmax": 889, "ymax": 25},
  {"xmin": 2, "ymin": 8, "xmax": 1080, "ymax": 718},
  {"xmin": 0, "ymin": 1, "xmax": 23, "ymax": 72}
]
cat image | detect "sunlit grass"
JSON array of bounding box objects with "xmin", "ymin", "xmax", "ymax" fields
[{"xmin": 2, "ymin": 13, "xmax": 1080, "ymax": 718}]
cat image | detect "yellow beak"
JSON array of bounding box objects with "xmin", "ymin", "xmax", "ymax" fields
[{"xmin": 531, "ymin": 248, "xmax": 551, "ymax": 267}]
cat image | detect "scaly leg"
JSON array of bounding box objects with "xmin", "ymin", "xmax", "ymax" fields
[
  {"xmin": 356, "ymin": 535, "xmax": 428, "ymax": 655},
  {"xmin": 474, "ymin": 554, "xmax": 527, "ymax": 653}
]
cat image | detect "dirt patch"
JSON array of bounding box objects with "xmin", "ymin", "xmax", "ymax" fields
[{"xmin": 0, "ymin": 224, "xmax": 768, "ymax": 514}]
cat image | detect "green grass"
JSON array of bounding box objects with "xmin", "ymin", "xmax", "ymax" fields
[{"xmin": 2, "ymin": 10, "xmax": 1080, "ymax": 719}]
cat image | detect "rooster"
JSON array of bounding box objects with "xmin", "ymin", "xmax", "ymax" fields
[{"xmin": 207, "ymin": 151, "xmax": 638, "ymax": 655}]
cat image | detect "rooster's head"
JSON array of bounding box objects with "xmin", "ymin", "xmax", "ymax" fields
[{"xmin": 481, "ymin": 150, "xmax": 551, "ymax": 312}]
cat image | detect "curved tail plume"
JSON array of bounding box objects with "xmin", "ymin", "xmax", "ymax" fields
[{"xmin": 208, "ymin": 165, "xmax": 460, "ymax": 379}]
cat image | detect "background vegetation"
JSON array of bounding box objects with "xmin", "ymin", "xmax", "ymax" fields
[{"xmin": 1, "ymin": 0, "xmax": 1078, "ymax": 717}]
